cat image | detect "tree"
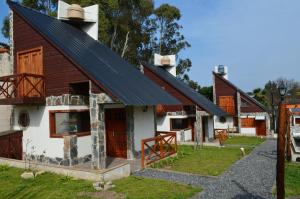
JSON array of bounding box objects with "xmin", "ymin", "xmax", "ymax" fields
[
  {"xmin": 65, "ymin": 0, "xmax": 155, "ymax": 65},
  {"xmin": 153, "ymin": 3, "xmax": 191, "ymax": 79},
  {"xmin": 1, "ymin": 0, "xmax": 57, "ymax": 41},
  {"xmin": 248, "ymin": 88, "xmax": 269, "ymax": 107},
  {"xmin": 1, "ymin": 16, "xmax": 9, "ymax": 39}
]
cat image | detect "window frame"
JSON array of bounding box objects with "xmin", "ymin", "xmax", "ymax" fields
[
  {"xmin": 170, "ymin": 118, "xmax": 189, "ymax": 131},
  {"xmin": 49, "ymin": 109, "xmax": 91, "ymax": 138}
]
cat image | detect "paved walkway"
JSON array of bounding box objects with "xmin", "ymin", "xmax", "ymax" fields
[{"xmin": 134, "ymin": 139, "xmax": 277, "ymax": 199}]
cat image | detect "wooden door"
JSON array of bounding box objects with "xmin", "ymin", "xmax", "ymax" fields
[
  {"xmin": 256, "ymin": 120, "xmax": 266, "ymax": 136},
  {"xmin": 105, "ymin": 108, "xmax": 127, "ymax": 158},
  {"xmin": 0, "ymin": 132, "xmax": 23, "ymax": 160},
  {"xmin": 17, "ymin": 47, "xmax": 43, "ymax": 97},
  {"xmin": 219, "ymin": 96, "xmax": 235, "ymax": 115}
]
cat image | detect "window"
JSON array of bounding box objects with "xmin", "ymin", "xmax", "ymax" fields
[
  {"xmin": 170, "ymin": 118, "xmax": 188, "ymax": 130},
  {"xmin": 295, "ymin": 118, "xmax": 300, "ymax": 125},
  {"xmin": 49, "ymin": 110, "xmax": 90, "ymax": 138},
  {"xmin": 18, "ymin": 111, "xmax": 30, "ymax": 128}
]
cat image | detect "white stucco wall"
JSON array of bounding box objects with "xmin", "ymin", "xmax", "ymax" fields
[
  {"xmin": 0, "ymin": 52, "xmax": 12, "ymax": 132},
  {"xmin": 207, "ymin": 116, "xmax": 214, "ymax": 140},
  {"xmin": 241, "ymin": 128, "xmax": 256, "ymax": 136},
  {"xmin": 13, "ymin": 105, "xmax": 91, "ymax": 158},
  {"xmin": 133, "ymin": 106, "xmax": 155, "ymax": 151},
  {"xmin": 214, "ymin": 116, "xmax": 234, "ymax": 129}
]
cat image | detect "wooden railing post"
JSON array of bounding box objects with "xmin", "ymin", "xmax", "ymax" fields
[
  {"xmin": 160, "ymin": 137, "xmax": 164, "ymax": 158},
  {"xmin": 141, "ymin": 140, "xmax": 145, "ymax": 168},
  {"xmin": 174, "ymin": 133, "xmax": 177, "ymax": 153}
]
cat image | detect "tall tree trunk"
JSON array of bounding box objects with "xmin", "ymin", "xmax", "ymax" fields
[{"xmin": 121, "ymin": 31, "xmax": 130, "ymax": 58}]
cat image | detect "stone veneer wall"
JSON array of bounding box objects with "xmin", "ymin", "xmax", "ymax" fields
[
  {"xmin": 46, "ymin": 94, "xmax": 89, "ymax": 106},
  {"xmin": 89, "ymin": 93, "xmax": 113, "ymax": 169}
]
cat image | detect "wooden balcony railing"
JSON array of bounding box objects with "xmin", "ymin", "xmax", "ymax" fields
[
  {"xmin": 0, "ymin": 73, "xmax": 45, "ymax": 104},
  {"xmin": 141, "ymin": 132, "xmax": 177, "ymax": 168}
]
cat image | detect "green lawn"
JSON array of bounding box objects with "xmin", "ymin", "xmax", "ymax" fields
[
  {"xmin": 285, "ymin": 163, "xmax": 300, "ymax": 197},
  {"xmin": 112, "ymin": 176, "xmax": 201, "ymax": 199},
  {"xmin": 0, "ymin": 165, "xmax": 200, "ymax": 199},
  {"xmin": 152, "ymin": 145, "xmax": 253, "ymax": 176},
  {"xmin": 225, "ymin": 136, "xmax": 266, "ymax": 146}
]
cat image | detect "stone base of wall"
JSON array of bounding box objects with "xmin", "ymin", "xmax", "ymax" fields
[
  {"xmin": 46, "ymin": 94, "xmax": 89, "ymax": 106},
  {"xmin": 24, "ymin": 154, "xmax": 92, "ymax": 167}
]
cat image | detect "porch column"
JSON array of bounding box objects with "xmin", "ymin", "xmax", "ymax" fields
[
  {"xmin": 194, "ymin": 106, "xmax": 203, "ymax": 149},
  {"xmin": 90, "ymin": 94, "xmax": 106, "ymax": 169},
  {"xmin": 126, "ymin": 106, "xmax": 135, "ymax": 159},
  {"xmin": 237, "ymin": 92, "xmax": 242, "ymax": 133}
]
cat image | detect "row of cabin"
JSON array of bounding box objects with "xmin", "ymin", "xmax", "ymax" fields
[{"xmin": 0, "ymin": 1, "xmax": 270, "ymax": 170}]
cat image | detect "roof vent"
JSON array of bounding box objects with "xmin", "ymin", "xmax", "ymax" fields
[{"xmin": 67, "ymin": 4, "xmax": 84, "ymax": 20}]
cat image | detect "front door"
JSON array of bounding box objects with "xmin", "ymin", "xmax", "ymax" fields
[
  {"xmin": 256, "ymin": 120, "xmax": 266, "ymax": 136},
  {"xmin": 17, "ymin": 47, "xmax": 43, "ymax": 97},
  {"xmin": 105, "ymin": 108, "xmax": 127, "ymax": 158}
]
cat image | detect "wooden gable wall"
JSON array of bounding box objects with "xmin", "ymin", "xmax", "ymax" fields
[
  {"xmin": 214, "ymin": 74, "xmax": 264, "ymax": 114},
  {"xmin": 13, "ymin": 13, "xmax": 101, "ymax": 96},
  {"xmin": 143, "ymin": 67, "xmax": 194, "ymax": 105}
]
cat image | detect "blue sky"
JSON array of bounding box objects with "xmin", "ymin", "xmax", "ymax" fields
[{"xmin": 1, "ymin": 0, "xmax": 300, "ymax": 92}]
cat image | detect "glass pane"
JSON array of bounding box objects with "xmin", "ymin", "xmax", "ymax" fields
[{"xmin": 54, "ymin": 112, "xmax": 90, "ymax": 134}]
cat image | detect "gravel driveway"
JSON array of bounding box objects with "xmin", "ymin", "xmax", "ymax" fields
[{"xmin": 134, "ymin": 139, "xmax": 277, "ymax": 199}]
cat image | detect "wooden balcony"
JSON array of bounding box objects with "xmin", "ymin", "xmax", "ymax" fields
[{"xmin": 0, "ymin": 73, "xmax": 45, "ymax": 105}]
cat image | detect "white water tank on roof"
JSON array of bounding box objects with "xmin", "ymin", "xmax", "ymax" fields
[{"xmin": 67, "ymin": 4, "xmax": 84, "ymax": 20}]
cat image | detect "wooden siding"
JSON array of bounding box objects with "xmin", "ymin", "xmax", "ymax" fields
[
  {"xmin": 144, "ymin": 67, "xmax": 195, "ymax": 105},
  {"xmin": 214, "ymin": 74, "xmax": 264, "ymax": 114},
  {"xmin": 13, "ymin": 13, "xmax": 102, "ymax": 96}
]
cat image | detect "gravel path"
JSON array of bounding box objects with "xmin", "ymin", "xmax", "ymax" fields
[{"xmin": 134, "ymin": 139, "xmax": 277, "ymax": 199}]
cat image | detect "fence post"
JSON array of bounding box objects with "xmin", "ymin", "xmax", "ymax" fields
[
  {"xmin": 174, "ymin": 133, "xmax": 177, "ymax": 153},
  {"xmin": 160, "ymin": 137, "xmax": 164, "ymax": 158},
  {"xmin": 141, "ymin": 140, "xmax": 145, "ymax": 168}
]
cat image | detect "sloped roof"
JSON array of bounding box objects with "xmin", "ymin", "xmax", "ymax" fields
[
  {"xmin": 213, "ymin": 72, "xmax": 267, "ymax": 111},
  {"xmin": 8, "ymin": 1, "xmax": 180, "ymax": 106},
  {"xmin": 142, "ymin": 62, "xmax": 228, "ymax": 117}
]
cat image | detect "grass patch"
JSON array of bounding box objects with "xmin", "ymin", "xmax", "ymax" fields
[
  {"xmin": 112, "ymin": 176, "xmax": 201, "ymax": 199},
  {"xmin": 225, "ymin": 136, "xmax": 266, "ymax": 146},
  {"xmin": 285, "ymin": 162, "xmax": 300, "ymax": 197},
  {"xmin": 0, "ymin": 165, "xmax": 200, "ymax": 199},
  {"xmin": 152, "ymin": 145, "xmax": 253, "ymax": 176}
]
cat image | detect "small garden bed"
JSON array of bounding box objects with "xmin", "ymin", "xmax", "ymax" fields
[
  {"xmin": 151, "ymin": 145, "xmax": 253, "ymax": 176},
  {"xmin": 0, "ymin": 164, "xmax": 200, "ymax": 199},
  {"xmin": 285, "ymin": 162, "xmax": 300, "ymax": 197}
]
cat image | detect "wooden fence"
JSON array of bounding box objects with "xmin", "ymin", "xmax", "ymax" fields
[{"xmin": 141, "ymin": 132, "xmax": 177, "ymax": 168}]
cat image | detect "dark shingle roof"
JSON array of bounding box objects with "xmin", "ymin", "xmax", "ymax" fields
[
  {"xmin": 142, "ymin": 62, "xmax": 228, "ymax": 117},
  {"xmin": 213, "ymin": 72, "xmax": 267, "ymax": 111},
  {"xmin": 8, "ymin": 1, "xmax": 180, "ymax": 106}
]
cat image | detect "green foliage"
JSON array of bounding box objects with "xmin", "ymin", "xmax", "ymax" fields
[
  {"xmin": 1, "ymin": 16, "xmax": 9, "ymax": 39},
  {"xmin": 285, "ymin": 163, "xmax": 300, "ymax": 197},
  {"xmin": 248, "ymin": 87, "xmax": 269, "ymax": 107},
  {"xmin": 0, "ymin": 166, "xmax": 200, "ymax": 199},
  {"xmin": 224, "ymin": 136, "xmax": 266, "ymax": 146},
  {"xmin": 112, "ymin": 176, "xmax": 201, "ymax": 199},
  {"xmin": 199, "ymin": 86, "xmax": 213, "ymax": 101},
  {"xmin": 155, "ymin": 145, "xmax": 254, "ymax": 176},
  {"xmin": 0, "ymin": 164, "xmax": 10, "ymax": 172}
]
